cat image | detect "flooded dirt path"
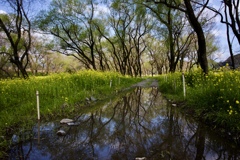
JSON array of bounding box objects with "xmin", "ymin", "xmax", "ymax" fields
[{"xmin": 9, "ymin": 79, "xmax": 240, "ymax": 160}]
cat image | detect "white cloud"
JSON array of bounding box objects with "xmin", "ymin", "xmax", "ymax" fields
[{"xmin": 0, "ymin": 10, "xmax": 7, "ymax": 14}]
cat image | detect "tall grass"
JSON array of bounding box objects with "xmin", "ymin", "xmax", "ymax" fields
[
  {"xmin": 0, "ymin": 70, "xmax": 141, "ymax": 156},
  {"xmin": 157, "ymin": 68, "xmax": 240, "ymax": 134},
  {"xmin": 157, "ymin": 72, "xmax": 184, "ymax": 100}
]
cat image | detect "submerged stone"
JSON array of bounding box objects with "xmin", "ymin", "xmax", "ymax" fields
[
  {"xmin": 11, "ymin": 134, "xmax": 19, "ymax": 144},
  {"xmin": 56, "ymin": 130, "xmax": 66, "ymax": 136},
  {"xmin": 60, "ymin": 118, "xmax": 74, "ymax": 124},
  {"xmin": 67, "ymin": 122, "xmax": 80, "ymax": 126}
]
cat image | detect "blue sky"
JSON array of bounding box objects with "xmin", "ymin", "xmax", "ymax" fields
[{"xmin": 208, "ymin": 0, "xmax": 239, "ymax": 61}]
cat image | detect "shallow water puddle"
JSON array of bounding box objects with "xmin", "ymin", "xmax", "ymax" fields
[{"xmin": 9, "ymin": 87, "xmax": 240, "ymax": 160}]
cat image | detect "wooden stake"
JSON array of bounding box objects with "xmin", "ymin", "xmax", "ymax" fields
[
  {"xmin": 182, "ymin": 73, "xmax": 186, "ymax": 98},
  {"xmin": 36, "ymin": 91, "xmax": 40, "ymax": 120},
  {"xmin": 110, "ymin": 80, "xmax": 112, "ymax": 88}
]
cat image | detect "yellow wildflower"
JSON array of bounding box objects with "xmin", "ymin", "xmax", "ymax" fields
[{"xmin": 65, "ymin": 97, "xmax": 68, "ymax": 102}]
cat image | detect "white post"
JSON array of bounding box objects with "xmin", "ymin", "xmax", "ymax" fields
[
  {"xmin": 36, "ymin": 91, "xmax": 40, "ymax": 120},
  {"xmin": 110, "ymin": 80, "xmax": 112, "ymax": 88},
  {"xmin": 182, "ymin": 73, "xmax": 186, "ymax": 98},
  {"xmin": 164, "ymin": 75, "xmax": 167, "ymax": 82}
]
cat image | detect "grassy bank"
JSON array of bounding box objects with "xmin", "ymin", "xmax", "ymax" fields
[
  {"xmin": 0, "ymin": 70, "xmax": 141, "ymax": 157},
  {"xmin": 157, "ymin": 69, "xmax": 240, "ymax": 143}
]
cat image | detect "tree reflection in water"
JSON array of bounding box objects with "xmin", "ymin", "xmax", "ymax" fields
[{"xmin": 9, "ymin": 87, "xmax": 240, "ymax": 160}]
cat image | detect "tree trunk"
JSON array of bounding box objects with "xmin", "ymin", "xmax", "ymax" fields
[
  {"xmin": 0, "ymin": 0, "xmax": 31, "ymax": 79},
  {"xmin": 184, "ymin": 0, "xmax": 208, "ymax": 74},
  {"xmin": 224, "ymin": 2, "xmax": 235, "ymax": 69},
  {"xmin": 224, "ymin": 0, "xmax": 240, "ymax": 45},
  {"xmin": 10, "ymin": 58, "xmax": 28, "ymax": 79},
  {"xmin": 167, "ymin": 9, "xmax": 176, "ymax": 73}
]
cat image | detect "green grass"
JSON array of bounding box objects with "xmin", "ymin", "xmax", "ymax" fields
[
  {"xmin": 0, "ymin": 70, "xmax": 142, "ymax": 157},
  {"xmin": 157, "ymin": 72, "xmax": 185, "ymax": 101},
  {"xmin": 157, "ymin": 68, "xmax": 240, "ymax": 137}
]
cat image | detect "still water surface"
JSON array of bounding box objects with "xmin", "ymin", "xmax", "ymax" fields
[{"xmin": 9, "ymin": 86, "xmax": 240, "ymax": 160}]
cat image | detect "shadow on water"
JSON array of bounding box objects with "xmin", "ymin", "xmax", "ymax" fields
[{"xmin": 9, "ymin": 86, "xmax": 240, "ymax": 160}]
